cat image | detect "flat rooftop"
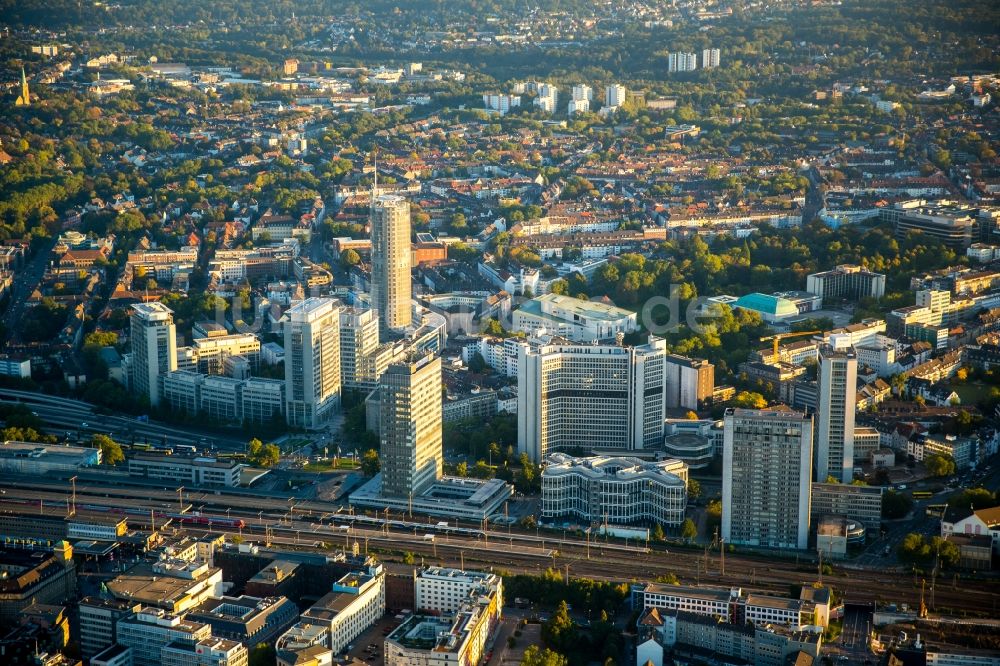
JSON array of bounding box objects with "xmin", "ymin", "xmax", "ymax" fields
[{"xmin": 518, "ymin": 293, "xmax": 634, "ymax": 322}]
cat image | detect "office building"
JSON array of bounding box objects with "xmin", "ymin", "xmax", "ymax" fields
[
  {"xmin": 278, "ymin": 569, "xmax": 385, "ymax": 658},
  {"xmin": 380, "ymin": 353, "xmax": 443, "ymax": 498},
  {"xmin": 631, "ymin": 583, "xmax": 740, "ymax": 622},
  {"xmin": 816, "ymin": 344, "xmax": 857, "ymax": 484},
  {"xmin": 605, "ymin": 84, "xmax": 627, "ymax": 108},
  {"xmin": 284, "ymin": 298, "xmax": 342, "ymax": 429},
  {"xmin": 517, "ymin": 336, "xmax": 668, "ymax": 462},
  {"xmin": 130, "ymin": 302, "xmax": 177, "ymax": 406},
  {"xmin": 0, "ymin": 355, "xmax": 31, "ymax": 378},
  {"xmin": 886, "ymin": 200, "xmax": 983, "ymax": 249},
  {"xmin": 192, "ymin": 333, "xmax": 261, "ymax": 375},
  {"xmin": 371, "ymin": 194, "xmax": 413, "ymax": 333},
  {"xmin": 186, "ymin": 596, "xmax": 298, "ymax": 646},
  {"xmin": 0, "ymin": 545, "xmax": 76, "ymax": 626},
  {"xmin": 161, "ymin": 637, "xmax": 248, "ymax": 666},
  {"xmin": 240, "ymin": 378, "xmax": 285, "ymax": 423},
  {"xmin": 79, "ymin": 597, "xmax": 142, "ymax": 658},
  {"xmin": 107, "ymin": 563, "xmax": 225, "ymax": 615},
  {"xmin": 722, "ymin": 408, "xmax": 813, "ymax": 550},
  {"xmin": 339, "ymin": 307, "xmax": 380, "ymax": 390},
  {"xmin": 512, "ymin": 293, "xmax": 637, "ymax": 342},
  {"xmin": 91, "ymin": 644, "xmax": 132, "ymax": 666},
  {"xmin": 667, "ymin": 52, "xmax": 697, "ymax": 72},
  {"xmin": 385, "ymin": 569, "xmax": 502, "ymax": 666},
  {"xmin": 701, "ymin": 48, "xmax": 721, "ymax": 68},
  {"xmin": 116, "ymin": 608, "xmax": 213, "ymax": 666},
  {"xmin": 128, "ymin": 453, "xmax": 241, "ymax": 487},
  {"xmin": 0, "ymin": 442, "xmax": 100, "ymax": 475},
  {"xmin": 541, "ymin": 453, "xmax": 689, "ymax": 527},
  {"xmin": 665, "ymin": 353, "xmax": 715, "ymax": 410},
  {"xmin": 806, "ymin": 264, "xmax": 886, "ymax": 301},
  {"xmin": 414, "ymin": 567, "xmax": 503, "ymax": 615}
]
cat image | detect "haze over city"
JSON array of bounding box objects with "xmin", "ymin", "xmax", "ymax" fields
[{"xmin": 0, "ymin": 1, "xmax": 999, "ymax": 665}]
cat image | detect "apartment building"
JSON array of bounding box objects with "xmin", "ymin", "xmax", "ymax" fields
[
  {"xmin": 722, "ymin": 408, "xmax": 813, "ymax": 550},
  {"xmin": 816, "ymin": 344, "xmax": 858, "ymax": 484}
]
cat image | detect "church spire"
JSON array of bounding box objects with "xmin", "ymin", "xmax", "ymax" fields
[{"xmin": 15, "ymin": 66, "xmax": 30, "ymax": 106}]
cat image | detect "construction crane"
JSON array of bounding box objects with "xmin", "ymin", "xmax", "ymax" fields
[{"xmin": 759, "ymin": 330, "xmax": 822, "ymax": 360}]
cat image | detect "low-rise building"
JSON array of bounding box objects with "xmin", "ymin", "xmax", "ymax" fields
[
  {"xmin": 512, "ymin": 293, "xmax": 637, "ymax": 342},
  {"xmin": 541, "ymin": 453, "xmax": 688, "ymax": 527},
  {"xmin": 186, "ymin": 595, "xmax": 298, "ymax": 646},
  {"xmin": 809, "ymin": 482, "xmax": 884, "ymax": 532},
  {"xmin": 128, "ymin": 453, "xmax": 242, "ymax": 487}
]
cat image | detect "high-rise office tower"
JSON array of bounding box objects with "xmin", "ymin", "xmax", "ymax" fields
[
  {"xmin": 722, "ymin": 407, "xmax": 813, "ymax": 550},
  {"xmin": 379, "ymin": 353, "xmax": 443, "ymax": 498},
  {"xmin": 517, "ymin": 336, "xmax": 668, "ymax": 462},
  {"xmin": 284, "ymin": 297, "xmax": 342, "ymax": 429},
  {"xmin": 130, "ymin": 303, "xmax": 177, "ymax": 407},
  {"xmin": 604, "ymin": 84, "xmax": 627, "ymax": 108},
  {"xmin": 370, "ymin": 194, "xmax": 412, "ymax": 334},
  {"xmin": 339, "ymin": 307, "xmax": 380, "ymax": 390},
  {"xmin": 815, "ymin": 343, "xmax": 858, "ymax": 483}
]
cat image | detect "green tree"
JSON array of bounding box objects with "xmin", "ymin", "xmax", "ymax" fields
[
  {"xmin": 361, "ymin": 449, "xmax": 381, "ymax": 477},
  {"xmin": 542, "ymin": 601, "xmax": 576, "ymax": 653},
  {"xmin": 882, "ymin": 490, "xmax": 914, "ymax": 519},
  {"xmin": 688, "ymin": 478, "xmax": 701, "ymax": 500},
  {"xmin": 680, "ymin": 518, "xmax": 698, "ymax": 541},
  {"xmin": 948, "ymin": 487, "xmax": 997, "ymax": 511},
  {"xmin": 454, "ymin": 461, "xmax": 468, "ymax": 477},
  {"xmin": 92, "ymin": 434, "xmax": 124, "ymax": 465},
  {"xmin": 521, "ymin": 646, "xmax": 568, "ymax": 666},
  {"xmin": 248, "ymin": 642, "xmax": 275, "ymax": 666},
  {"xmin": 731, "ymin": 391, "xmax": 768, "ymax": 409},
  {"xmin": 925, "ymin": 453, "xmax": 956, "ymax": 478},
  {"xmin": 651, "ymin": 523, "xmax": 665, "ymax": 541},
  {"xmin": 340, "ymin": 248, "xmax": 361, "ymax": 266}
]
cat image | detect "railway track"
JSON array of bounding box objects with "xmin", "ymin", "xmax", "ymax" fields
[{"xmin": 3, "ymin": 481, "xmax": 998, "ymax": 617}]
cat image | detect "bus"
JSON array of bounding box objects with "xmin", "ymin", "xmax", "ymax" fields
[
  {"xmin": 912, "ymin": 491, "xmax": 933, "ymax": 499},
  {"xmin": 926, "ymin": 504, "xmax": 947, "ymax": 517}
]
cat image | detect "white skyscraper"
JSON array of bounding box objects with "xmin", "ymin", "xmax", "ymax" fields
[
  {"xmin": 533, "ymin": 83, "xmax": 559, "ymax": 113},
  {"xmin": 130, "ymin": 302, "xmax": 177, "ymax": 407},
  {"xmin": 604, "ymin": 84, "xmax": 627, "ymax": 108},
  {"xmin": 702, "ymin": 48, "xmax": 721, "ymax": 68},
  {"xmin": 370, "ymin": 194, "xmax": 412, "ymax": 333},
  {"xmin": 517, "ymin": 336, "xmax": 668, "ymax": 462},
  {"xmin": 339, "ymin": 307, "xmax": 380, "ymax": 390},
  {"xmin": 722, "ymin": 408, "xmax": 813, "ymax": 550},
  {"xmin": 284, "ymin": 297, "xmax": 342, "ymax": 429},
  {"xmin": 816, "ymin": 343, "xmax": 858, "ymax": 484},
  {"xmin": 668, "ymin": 52, "xmax": 698, "ymax": 72},
  {"xmin": 571, "ymin": 84, "xmax": 594, "ymax": 102}
]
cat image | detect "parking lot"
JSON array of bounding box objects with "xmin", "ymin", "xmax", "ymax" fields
[{"xmin": 343, "ymin": 614, "xmax": 403, "ymax": 664}]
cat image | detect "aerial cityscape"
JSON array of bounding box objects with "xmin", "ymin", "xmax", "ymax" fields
[{"xmin": 0, "ymin": 0, "xmax": 999, "ymax": 665}]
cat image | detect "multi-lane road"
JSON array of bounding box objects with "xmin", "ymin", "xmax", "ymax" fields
[{"xmin": 4, "ymin": 474, "xmax": 999, "ymax": 618}]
